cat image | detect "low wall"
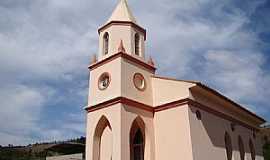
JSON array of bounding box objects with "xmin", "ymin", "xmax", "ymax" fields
[{"xmin": 46, "ymin": 153, "xmax": 83, "ymax": 160}]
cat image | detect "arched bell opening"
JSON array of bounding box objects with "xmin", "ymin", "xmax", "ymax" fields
[
  {"xmin": 103, "ymin": 32, "xmax": 109, "ymax": 55},
  {"xmin": 134, "ymin": 33, "xmax": 140, "ymax": 56}
]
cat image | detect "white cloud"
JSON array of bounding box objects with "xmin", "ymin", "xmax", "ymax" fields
[
  {"xmin": 135, "ymin": 0, "xmax": 269, "ymax": 116},
  {"xmin": 0, "ymin": 85, "xmax": 46, "ymax": 145},
  {"xmin": 203, "ymin": 50, "xmax": 269, "ymax": 104}
]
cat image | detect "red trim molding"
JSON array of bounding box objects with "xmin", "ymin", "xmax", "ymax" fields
[
  {"xmin": 85, "ymin": 97, "xmax": 260, "ymax": 131},
  {"xmin": 191, "ymin": 85, "xmax": 266, "ymax": 123},
  {"xmin": 98, "ymin": 21, "xmax": 146, "ymax": 40},
  {"xmin": 154, "ymin": 98, "xmax": 189, "ymax": 112},
  {"xmin": 85, "ymin": 97, "xmax": 153, "ymax": 113},
  {"xmin": 89, "ymin": 52, "xmax": 156, "ymax": 73}
]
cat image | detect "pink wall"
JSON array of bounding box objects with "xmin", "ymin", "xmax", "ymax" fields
[{"xmin": 188, "ymin": 105, "xmax": 264, "ymax": 160}]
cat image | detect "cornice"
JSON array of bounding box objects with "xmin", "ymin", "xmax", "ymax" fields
[
  {"xmin": 98, "ymin": 21, "xmax": 146, "ymax": 40},
  {"xmin": 85, "ymin": 97, "xmax": 153, "ymax": 113},
  {"xmin": 190, "ymin": 84, "xmax": 266, "ymax": 123},
  {"xmin": 85, "ymin": 97, "xmax": 260, "ymax": 131},
  {"xmin": 88, "ymin": 52, "xmax": 156, "ymax": 73}
]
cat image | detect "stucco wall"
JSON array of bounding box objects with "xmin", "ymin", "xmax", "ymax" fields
[
  {"xmin": 85, "ymin": 104, "xmax": 121, "ymax": 160},
  {"xmin": 88, "ymin": 58, "xmax": 122, "ymax": 106},
  {"xmin": 151, "ymin": 77, "xmax": 195, "ymax": 106},
  {"xmin": 89, "ymin": 56, "xmax": 154, "ymax": 107},
  {"xmin": 121, "ymin": 58, "xmax": 154, "ymax": 106},
  {"xmin": 154, "ymin": 105, "xmax": 194, "ymax": 160},
  {"xmin": 121, "ymin": 104, "xmax": 155, "ymax": 160},
  {"xmin": 188, "ymin": 105, "xmax": 264, "ymax": 160},
  {"xmin": 99, "ymin": 25, "xmax": 145, "ymax": 61},
  {"xmin": 86, "ymin": 103, "xmax": 154, "ymax": 160}
]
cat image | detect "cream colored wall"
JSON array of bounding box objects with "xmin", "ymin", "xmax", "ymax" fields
[
  {"xmin": 120, "ymin": 104, "xmax": 155, "ymax": 160},
  {"xmin": 86, "ymin": 103, "xmax": 155, "ymax": 160},
  {"xmin": 99, "ymin": 126, "xmax": 112, "ymax": 160},
  {"xmin": 88, "ymin": 56, "xmax": 153, "ymax": 106},
  {"xmin": 88, "ymin": 58, "xmax": 121, "ymax": 106},
  {"xmin": 85, "ymin": 104, "xmax": 121, "ymax": 160},
  {"xmin": 151, "ymin": 77, "xmax": 195, "ymax": 106},
  {"xmin": 154, "ymin": 105, "xmax": 194, "ymax": 160},
  {"xmin": 121, "ymin": 58, "xmax": 153, "ymax": 106},
  {"xmin": 99, "ymin": 25, "xmax": 145, "ymax": 61},
  {"xmin": 188, "ymin": 105, "xmax": 264, "ymax": 160}
]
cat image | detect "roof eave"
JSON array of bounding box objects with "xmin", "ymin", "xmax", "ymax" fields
[{"xmin": 190, "ymin": 84, "xmax": 266, "ymax": 124}]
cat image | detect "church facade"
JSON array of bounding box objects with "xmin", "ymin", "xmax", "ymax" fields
[{"xmin": 85, "ymin": 1, "xmax": 266, "ymax": 160}]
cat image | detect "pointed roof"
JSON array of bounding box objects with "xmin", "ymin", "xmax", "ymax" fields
[{"xmin": 107, "ymin": 0, "xmax": 137, "ymax": 24}]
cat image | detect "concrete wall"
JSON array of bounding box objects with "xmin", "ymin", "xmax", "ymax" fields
[
  {"xmin": 188, "ymin": 105, "xmax": 264, "ymax": 160},
  {"xmin": 46, "ymin": 153, "xmax": 83, "ymax": 160}
]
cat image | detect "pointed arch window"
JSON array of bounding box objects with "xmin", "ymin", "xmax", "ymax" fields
[
  {"xmin": 130, "ymin": 117, "xmax": 145, "ymax": 160},
  {"xmin": 225, "ymin": 132, "xmax": 233, "ymax": 160},
  {"xmin": 238, "ymin": 136, "xmax": 245, "ymax": 160},
  {"xmin": 103, "ymin": 32, "xmax": 109, "ymax": 55},
  {"xmin": 135, "ymin": 33, "xmax": 140, "ymax": 56},
  {"xmin": 249, "ymin": 139, "xmax": 255, "ymax": 160},
  {"xmin": 133, "ymin": 129, "xmax": 144, "ymax": 160}
]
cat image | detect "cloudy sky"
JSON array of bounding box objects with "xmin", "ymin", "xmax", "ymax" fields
[{"xmin": 0, "ymin": 0, "xmax": 270, "ymax": 146}]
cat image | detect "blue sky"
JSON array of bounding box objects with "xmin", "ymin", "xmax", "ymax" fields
[{"xmin": 0, "ymin": 0, "xmax": 269, "ymax": 146}]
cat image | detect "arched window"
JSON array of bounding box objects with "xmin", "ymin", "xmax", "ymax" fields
[
  {"xmin": 130, "ymin": 117, "xmax": 145, "ymax": 160},
  {"xmin": 103, "ymin": 32, "xmax": 109, "ymax": 55},
  {"xmin": 238, "ymin": 136, "xmax": 245, "ymax": 160},
  {"xmin": 249, "ymin": 139, "xmax": 255, "ymax": 160},
  {"xmin": 133, "ymin": 129, "xmax": 144, "ymax": 160},
  {"xmin": 135, "ymin": 33, "xmax": 140, "ymax": 56},
  {"xmin": 225, "ymin": 132, "xmax": 233, "ymax": 160}
]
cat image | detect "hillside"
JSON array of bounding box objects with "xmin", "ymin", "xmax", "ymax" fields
[{"xmin": 0, "ymin": 137, "xmax": 85, "ymax": 160}]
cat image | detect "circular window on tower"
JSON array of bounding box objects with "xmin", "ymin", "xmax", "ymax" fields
[
  {"xmin": 98, "ymin": 72, "xmax": 111, "ymax": 90},
  {"xmin": 133, "ymin": 73, "xmax": 146, "ymax": 91}
]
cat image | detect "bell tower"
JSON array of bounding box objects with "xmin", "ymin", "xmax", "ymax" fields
[
  {"xmin": 85, "ymin": 0, "xmax": 156, "ymax": 160},
  {"xmin": 97, "ymin": 0, "xmax": 146, "ymax": 61}
]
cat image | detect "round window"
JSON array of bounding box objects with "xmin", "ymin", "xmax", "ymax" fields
[
  {"xmin": 98, "ymin": 72, "xmax": 110, "ymax": 90},
  {"xmin": 133, "ymin": 73, "xmax": 146, "ymax": 91}
]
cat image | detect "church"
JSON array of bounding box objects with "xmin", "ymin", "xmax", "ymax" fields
[{"xmin": 85, "ymin": 0, "xmax": 266, "ymax": 160}]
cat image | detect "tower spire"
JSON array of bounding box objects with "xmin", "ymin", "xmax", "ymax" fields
[{"xmin": 107, "ymin": 0, "xmax": 137, "ymax": 24}]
